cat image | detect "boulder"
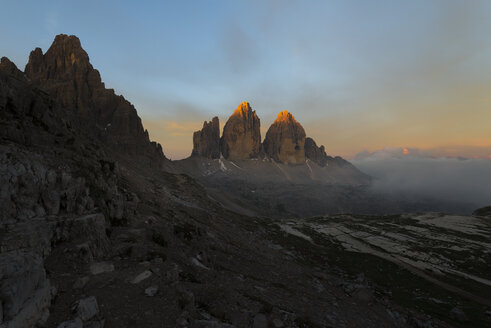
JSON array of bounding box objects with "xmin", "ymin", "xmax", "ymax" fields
[
  {"xmin": 144, "ymin": 286, "xmax": 159, "ymax": 297},
  {"xmin": 192, "ymin": 117, "xmax": 220, "ymax": 159},
  {"xmin": 271, "ymin": 318, "xmax": 284, "ymax": 328},
  {"xmin": 131, "ymin": 270, "xmax": 152, "ymax": 284},
  {"xmin": 220, "ymin": 102, "xmax": 262, "ymax": 160},
  {"xmin": 57, "ymin": 317, "xmax": 83, "ymax": 328},
  {"xmin": 0, "ymin": 251, "xmax": 52, "ymax": 328},
  {"xmin": 89, "ymin": 262, "xmax": 114, "ymax": 275},
  {"xmin": 263, "ymin": 111, "xmax": 306, "ymax": 164},
  {"xmin": 73, "ymin": 276, "xmax": 90, "ymax": 289},
  {"xmin": 74, "ymin": 296, "xmax": 99, "ymax": 321},
  {"xmin": 450, "ymin": 306, "xmax": 468, "ymax": 323}
]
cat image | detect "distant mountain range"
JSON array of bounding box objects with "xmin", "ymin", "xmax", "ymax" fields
[{"xmin": 354, "ymin": 147, "xmax": 491, "ymax": 161}]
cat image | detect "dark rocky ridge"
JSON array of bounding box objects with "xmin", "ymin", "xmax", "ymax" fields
[
  {"xmin": 220, "ymin": 101, "xmax": 262, "ymax": 160},
  {"xmin": 0, "ymin": 57, "xmax": 25, "ymax": 80},
  {"xmin": 24, "ymin": 34, "xmax": 164, "ymax": 163},
  {"xmin": 192, "ymin": 117, "xmax": 220, "ymax": 159},
  {"xmin": 263, "ymin": 110, "xmax": 306, "ymax": 164}
]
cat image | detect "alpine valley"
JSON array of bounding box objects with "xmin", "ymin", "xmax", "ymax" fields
[{"xmin": 1, "ymin": 35, "xmax": 490, "ymax": 328}]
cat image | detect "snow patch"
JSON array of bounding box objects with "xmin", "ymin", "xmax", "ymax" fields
[{"xmin": 279, "ymin": 224, "xmax": 313, "ymax": 242}]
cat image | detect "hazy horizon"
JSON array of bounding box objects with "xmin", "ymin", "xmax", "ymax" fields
[{"xmin": 2, "ymin": 0, "xmax": 491, "ymax": 160}]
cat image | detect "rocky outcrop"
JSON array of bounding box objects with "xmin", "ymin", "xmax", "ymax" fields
[
  {"xmin": 192, "ymin": 117, "xmax": 220, "ymax": 159},
  {"xmin": 220, "ymin": 102, "xmax": 262, "ymax": 160},
  {"xmin": 24, "ymin": 34, "xmax": 164, "ymax": 161},
  {"xmin": 0, "ymin": 57, "xmax": 72, "ymax": 150},
  {"xmin": 473, "ymin": 206, "xmax": 491, "ymax": 217},
  {"xmin": 263, "ymin": 111, "xmax": 306, "ymax": 164},
  {"xmin": 0, "ymin": 144, "xmax": 110, "ymax": 328},
  {"xmin": 0, "ymin": 57, "xmax": 25, "ymax": 80},
  {"xmin": 305, "ymin": 137, "xmax": 328, "ymax": 167},
  {"xmin": 0, "ymin": 60, "xmax": 138, "ymax": 326}
]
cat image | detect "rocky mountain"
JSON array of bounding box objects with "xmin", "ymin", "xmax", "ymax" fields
[
  {"xmin": 220, "ymin": 102, "xmax": 262, "ymax": 160},
  {"xmin": 191, "ymin": 105, "xmax": 347, "ymax": 170},
  {"xmin": 24, "ymin": 34, "xmax": 164, "ymax": 162},
  {"xmin": 1, "ymin": 34, "xmax": 489, "ymax": 328},
  {"xmin": 191, "ymin": 117, "xmax": 220, "ymax": 159},
  {"xmin": 304, "ymin": 137, "xmax": 328, "ymax": 166},
  {"xmin": 178, "ymin": 105, "xmax": 373, "ymax": 217},
  {"xmin": 263, "ymin": 111, "xmax": 306, "ymax": 164}
]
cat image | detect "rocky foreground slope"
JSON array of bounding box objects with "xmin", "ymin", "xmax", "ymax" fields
[{"xmin": 1, "ymin": 34, "xmax": 490, "ymax": 328}]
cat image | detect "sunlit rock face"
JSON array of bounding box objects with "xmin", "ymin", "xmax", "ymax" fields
[
  {"xmin": 220, "ymin": 102, "xmax": 262, "ymax": 160},
  {"xmin": 24, "ymin": 34, "xmax": 164, "ymax": 159},
  {"xmin": 192, "ymin": 117, "xmax": 220, "ymax": 159},
  {"xmin": 263, "ymin": 110, "xmax": 306, "ymax": 164},
  {"xmin": 305, "ymin": 137, "xmax": 328, "ymax": 167}
]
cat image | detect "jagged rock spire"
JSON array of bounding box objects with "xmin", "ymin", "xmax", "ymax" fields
[
  {"xmin": 192, "ymin": 117, "xmax": 220, "ymax": 159},
  {"xmin": 305, "ymin": 137, "xmax": 328, "ymax": 166},
  {"xmin": 220, "ymin": 101, "xmax": 262, "ymax": 160},
  {"xmin": 263, "ymin": 110, "xmax": 306, "ymax": 164}
]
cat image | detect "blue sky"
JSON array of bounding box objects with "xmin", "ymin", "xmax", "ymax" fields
[{"xmin": 2, "ymin": 0, "xmax": 491, "ymax": 159}]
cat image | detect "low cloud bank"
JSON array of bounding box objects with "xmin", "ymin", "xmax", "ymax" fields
[{"xmin": 352, "ymin": 157, "xmax": 491, "ymax": 209}]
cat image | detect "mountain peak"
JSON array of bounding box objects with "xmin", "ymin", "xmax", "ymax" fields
[
  {"xmin": 233, "ymin": 101, "xmax": 254, "ymax": 116},
  {"xmin": 264, "ymin": 110, "xmax": 306, "ymax": 164},
  {"xmin": 46, "ymin": 34, "xmax": 89, "ymax": 66},
  {"xmin": 53, "ymin": 33, "xmax": 81, "ymax": 44},
  {"xmin": 275, "ymin": 110, "xmax": 296, "ymax": 123},
  {"xmin": 221, "ymin": 102, "xmax": 262, "ymax": 160},
  {"xmin": 192, "ymin": 117, "xmax": 220, "ymax": 159},
  {"xmin": 25, "ymin": 34, "xmax": 91, "ymax": 82},
  {"xmin": 48, "ymin": 34, "xmax": 83, "ymax": 52},
  {"xmin": 0, "ymin": 56, "xmax": 24, "ymax": 80},
  {"xmin": 23, "ymin": 34, "xmax": 165, "ymax": 161}
]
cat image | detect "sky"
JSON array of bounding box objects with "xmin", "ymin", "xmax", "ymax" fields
[{"xmin": 1, "ymin": 0, "xmax": 491, "ymax": 159}]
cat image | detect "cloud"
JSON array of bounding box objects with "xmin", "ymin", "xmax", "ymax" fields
[
  {"xmin": 221, "ymin": 22, "xmax": 258, "ymax": 74},
  {"xmin": 354, "ymin": 146, "xmax": 491, "ymax": 160},
  {"xmin": 353, "ymin": 156, "xmax": 491, "ymax": 208}
]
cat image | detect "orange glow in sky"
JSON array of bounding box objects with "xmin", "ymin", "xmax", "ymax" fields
[{"xmin": 403, "ymin": 148, "xmax": 409, "ymax": 155}]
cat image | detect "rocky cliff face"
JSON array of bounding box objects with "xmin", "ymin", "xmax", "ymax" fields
[
  {"xmin": 0, "ymin": 60, "xmax": 137, "ymax": 327},
  {"xmin": 220, "ymin": 102, "xmax": 262, "ymax": 160},
  {"xmin": 192, "ymin": 117, "xmax": 220, "ymax": 159},
  {"xmin": 0, "ymin": 57, "xmax": 68, "ymax": 148},
  {"xmin": 263, "ymin": 110, "xmax": 306, "ymax": 164},
  {"xmin": 305, "ymin": 137, "xmax": 328, "ymax": 167},
  {"xmin": 24, "ymin": 34, "xmax": 164, "ymax": 161}
]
